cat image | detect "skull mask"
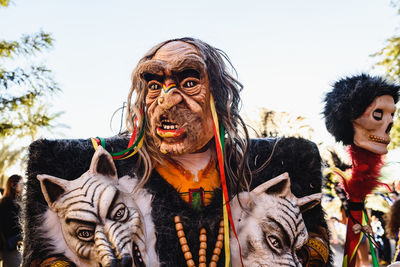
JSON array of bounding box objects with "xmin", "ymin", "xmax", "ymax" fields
[{"xmin": 352, "ymin": 95, "xmax": 396, "ymax": 155}]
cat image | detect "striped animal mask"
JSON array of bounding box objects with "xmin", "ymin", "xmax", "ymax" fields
[
  {"xmin": 37, "ymin": 146, "xmax": 148, "ymax": 267},
  {"xmin": 230, "ymin": 173, "xmax": 321, "ymax": 267}
]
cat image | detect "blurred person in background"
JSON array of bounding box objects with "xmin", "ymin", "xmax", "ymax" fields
[
  {"xmin": 386, "ymin": 198, "xmax": 400, "ymax": 263},
  {"xmin": 0, "ymin": 175, "xmax": 23, "ymax": 267}
]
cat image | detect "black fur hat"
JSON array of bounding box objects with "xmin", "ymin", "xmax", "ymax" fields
[{"xmin": 323, "ymin": 73, "xmax": 399, "ymax": 145}]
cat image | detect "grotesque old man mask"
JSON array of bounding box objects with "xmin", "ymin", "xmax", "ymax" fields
[{"xmin": 137, "ymin": 41, "xmax": 214, "ymax": 155}]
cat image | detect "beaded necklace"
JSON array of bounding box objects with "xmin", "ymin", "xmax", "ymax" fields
[{"xmin": 174, "ymin": 215, "xmax": 224, "ymax": 267}]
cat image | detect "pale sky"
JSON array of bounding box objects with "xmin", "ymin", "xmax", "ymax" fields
[{"xmin": 1, "ymin": 0, "xmax": 399, "ymax": 143}]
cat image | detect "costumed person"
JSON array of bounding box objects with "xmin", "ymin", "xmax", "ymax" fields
[
  {"xmin": 0, "ymin": 174, "xmax": 24, "ymax": 267},
  {"xmin": 22, "ymin": 38, "xmax": 331, "ymax": 267},
  {"xmin": 386, "ymin": 198, "xmax": 400, "ymax": 263},
  {"xmin": 323, "ymin": 74, "xmax": 400, "ymax": 267}
]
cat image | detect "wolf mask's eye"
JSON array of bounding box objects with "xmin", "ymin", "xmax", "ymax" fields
[
  {"xmin": 266, "ymin": 235, "xmax": 283, "ymax": 253},
  {"xmin": 110, "ymin": 203, "xmax": 128, "ymax": 222},
  {"xmin": 76, "ymin": 226, "xmax": 95, "ymax": 242}
]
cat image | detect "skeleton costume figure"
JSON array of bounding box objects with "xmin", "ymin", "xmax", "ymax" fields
[
  {"xmin": 323, "ymin": 74, "xmax": 400, "ymax": 267},
  {"xmin": 22, "ymin": 38, "xmax": 331, "ymax": 266}
]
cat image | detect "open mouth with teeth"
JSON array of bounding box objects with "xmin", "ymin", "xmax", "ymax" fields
[
  {"xmin": 156, "ymin": 116, "xmax": 184, "ymax": 138},
  {"xmin": 369, "ymin": 135, "xmax": 390, "ymax": 145}
]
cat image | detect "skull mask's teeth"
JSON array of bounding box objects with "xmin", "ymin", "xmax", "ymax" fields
[{"xmin": 368, "ymin": 135, "xmax": 390, "ymax": 145}]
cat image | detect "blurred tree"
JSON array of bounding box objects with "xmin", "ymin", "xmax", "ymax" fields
[
  {"xmin": 372, "ymin": 1, "xmax": 400, "ymax": 149},
  {"xmin": 256, "ymin": 108, "xmax": 314, "ymax": 139},
  {"xmin": 0, "ymin": 1, "xmax": 62, "ymax": 186},
  {"xmin": 388, "ymin": 109, "xmax": 400, "ymax": 150},
  {"xmin": 0, "ymin": 143, "xmax": 22, "ymax": 188}
]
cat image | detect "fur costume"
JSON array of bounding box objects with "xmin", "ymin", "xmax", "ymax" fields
[{"xmin": 22, "ymin": 136, "xmax": 331, "ymax": 266}]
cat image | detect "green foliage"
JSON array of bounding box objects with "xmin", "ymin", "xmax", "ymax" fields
[
  {"xmin": 0, "ymin": 0, "xmax": 10, "ymax": 7},
  {"xmin": 0, "ymin": 3, "xmax": 62, "ymax": 185},
  {"xmin": 0, "ymin": 31, "xmax": 60, "ymax": 139},
  {"xmin": 372, "ymin": 2, "xmax": 400, "ymax": 150},
  {"xmin": 0, "ymin": 31, "xmax": 53, "ymax": 59},
  {"xmin": 389, "ymin": 109, "xmax": 400, "ymax": 150},
  {"xmin": 372, "ymin": 36, "xmax": 400, "ymax": 81}
]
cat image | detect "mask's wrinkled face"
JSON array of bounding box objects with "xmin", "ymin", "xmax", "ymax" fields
[
  {"xmin": 140, "ymin": 41, "xmax": 214, "ymax": 155},
  {"xmin": 353, "ymin": 95, "xmax": 396, "ymax": 154}
]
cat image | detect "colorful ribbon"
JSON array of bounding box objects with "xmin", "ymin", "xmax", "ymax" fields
[
  {"xmin": 210, "ymin": 94, "xmax": 244, "ymax": 267},
  {"xmin": 91, "ymin": 114, "xmax": 145, "ymax": 160}
]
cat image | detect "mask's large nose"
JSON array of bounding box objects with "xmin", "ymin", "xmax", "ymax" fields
[{"xmin": 157, "ymin": 81, "xmax": 182, "ymax": 110}]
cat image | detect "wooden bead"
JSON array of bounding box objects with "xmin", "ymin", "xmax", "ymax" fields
[
  {"xmin": 179, "ymin": 237, "xmax": 187, "ymax": 245},
  {"xmin": 181, "ymin": 244, "xmax": 190, "ymax": 253},
  {"xmin": 175, "ymin": 223, "xmax": 183, "ymax": 231},
  {"xmin": 213, "ymin": 247, "xmax": 221, "ymax": 255},
  {"xmin": 211, "ymin": 254, "xmax": 219, "ymax": 262},
  {"xmin": 173, "ymin": 216, "xmax": 226, "ymax": 267},
  {"xmin": 198, "ymin": 249, "xmax": 206, "ymax": 256},
  {"xmin": 215, "ymin": 240, "xmax": 223, "ymax": 248},
  {"xmin": 177, "ymin": 230, "xmax": 185, "ymax": 238},
  {"xmin": 184, "ymin": 251, "xmax": 193, "ymax": 260},
  {"xmin": 218, "ymin": 227, "xmax": 224, "ymax": 234},
  {"xmin": 187, "ymin": 259, "xmax": 195, "ymax": 267},
  {"xmin": 200, "ymin": 242, "xmax": 207, "ymax": 249},
  {"xmin": 199, "ymin": 234, "xmax": 207, "ymax": 242},
  {"xmin": 199, "ymin": 255, "xmax": 207, "ymax": 263},
  {"xmin": 217, "ymin": 234, "xmax": 224, "ymax": 241}
]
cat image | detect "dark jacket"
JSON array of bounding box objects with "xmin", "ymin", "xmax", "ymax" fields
[{"xmin": 0, "ymin": 196, "xmax": 22, "ymax": 250}]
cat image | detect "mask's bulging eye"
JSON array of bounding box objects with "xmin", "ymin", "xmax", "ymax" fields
[
  {"xmin": 267, "ymin": 235, "xmax": 283, "ymax": 251},
  {"xmin": 149, "ymin": 83, "xmax": 161, "ymax": 90},
  {"xmin": 183, "ymin": 80, "xmax": 197, "ymax": 88},
  {"xmin": 76, "ymin": 227, "xmax": 95, "ymax": 242},
  {"xmin": 110, "ymin": 203, "xmax": 128, "ymax": 222},
  {"xmin": 373, "ymin": 109, "xmax": 383, "ymax": 121}
]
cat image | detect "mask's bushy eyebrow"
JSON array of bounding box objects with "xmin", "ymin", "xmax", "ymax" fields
[
  {"xmin": 143, "ymin": 73, "xmax": 163, "ymax": 83},
  {"xmin": 170, "ymin": 55, "xmax": 206, "ymax": 75},
  {"xmin": 137, "ymin": 60, "xmax": 165, "ymax": 80},
  {"xmin": 176, "ymin": 69, "xmax": 200, "ymax": 82}
]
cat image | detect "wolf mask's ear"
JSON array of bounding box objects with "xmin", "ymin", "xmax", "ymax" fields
[
  {"xmin": 252, "ymin": 172, "xmax": 291, "ymax": 197},
  {"xmin": 37, "ymin": 174, "xmax": 69, "ymax": 208},
  {"xmin": 297, "ymin": 193, "xmax": 322, "ymax": 213},
  {"xmin": 89, "ymin": 146, "xmax": 118, "ymax": 181}
]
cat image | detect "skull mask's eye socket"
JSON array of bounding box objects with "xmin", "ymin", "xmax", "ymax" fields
[{"xmin": 372, "ymin": 109, "xmax": 383, "ymax": 121}]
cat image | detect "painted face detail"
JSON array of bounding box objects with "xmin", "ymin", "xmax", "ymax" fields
[
  {"xmin": 140, "ymin": 41, "xmax": 214, "ymax": 155},
  {"xmin": 37, "ymin": 147, "xmax": 147, "ymax": 267},
  {"xmin": 353, "ymin": 95, "xmax": 396, "ymax": 154},
  {"xmin": 230, "ymin": 173, "xmax": 321, "ymax": 267}
]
